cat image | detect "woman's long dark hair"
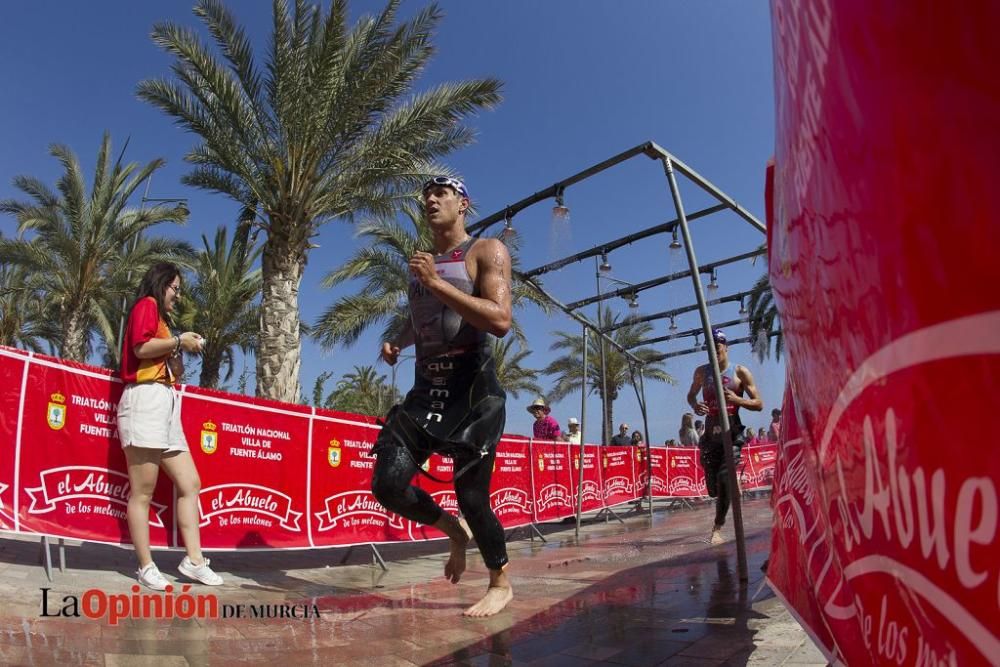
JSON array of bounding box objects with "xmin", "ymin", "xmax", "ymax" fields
[{"xmin": 131, "ymin": 262, "xmax": 180, "ymax": 325}]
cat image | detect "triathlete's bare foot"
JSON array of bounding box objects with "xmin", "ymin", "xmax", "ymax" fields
[
  {"xmin": 440, "ymin": 516, "xmax": 471, "ymax": 584},
  {"xmin": 463, "ymin": 585, "xmax": 513, "ymax": 617}
]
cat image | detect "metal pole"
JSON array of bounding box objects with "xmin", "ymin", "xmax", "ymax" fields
[
  {"xmin": 466, "ymin": 142, "xmax": 658, "ymax": 236},
  {"xmin": 646, "ymin": 142, "xmax": 766, "ymax": 234},
  {"xmin": 661, "ymin": 156, "xmax": 748, "ymax": 584},
  {"xmin": 521, "ymin": 204, "xmax": 728, "ymax": 280},
  {"xmin": 575, "ymin": 325, "xmax": 588, "ymax": 539},
  {"xmin": 597, "ymin": 289, "xmax": 758, "ymax": 335},
  {"xmin": 519, "ymin": 276, "xmax": 645, "ymax": 365},
  {"xmin": 650, "ymin": 331, "xmax": 781, "ymax": 362},
  {"xmin": 638, "ymin": 366, "xmax": 653, "ymax": 519},
  {"xmin": 466, "ymin": 140, "xmax": 765, "ymax": 238},
  {"xmin": 564, "ymin": 249, "xmax": 765, "ymax": 312},
  {"xmin": 595, "ymin": 258, "xmax": 610, "ymax": 445}
]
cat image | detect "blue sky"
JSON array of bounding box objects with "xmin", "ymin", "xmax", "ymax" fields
[{"xmin": 0, "ymin": 1, "xmax": 780, "ymax": 442}]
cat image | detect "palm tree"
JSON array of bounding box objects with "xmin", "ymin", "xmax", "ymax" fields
[
  {"xmin": 746, "ymin": 246, "xmax": 782, "ymax": 362},
  {"xmin": 138, "ymin": 0, "xmax": 502, "ymax": 402},
  {"xmin": 186, "ymin": 221, "xmax": 262, "ymax": 388},
  {"xmin": 312, "ymin": 202, "xmax": 546, "ymax": 350},
  {"xmin": 0, "ymin": 264, "xmax": 53, "ymax": 353},
  {"xmin": 0, "ymin": 133, "xmax": 192, "ymax": 362},
  {"xmin": 543, "ymin": 309, "xmax": 673, "ymax": 443},
  {"xmin": 491, "ymin": 336, "xmax": 542, "ymax": 400},
  {"xmin": 319, "ymin": 365, "xmax": 399, "ymax": 416},
  {"xmin": 311, "ymin": 371, "xmax": 335, "ymax": 407}
]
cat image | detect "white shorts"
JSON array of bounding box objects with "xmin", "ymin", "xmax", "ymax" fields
[{"xmin": 117, "ymin": 383, "xmax": 189, "ymax": 452}]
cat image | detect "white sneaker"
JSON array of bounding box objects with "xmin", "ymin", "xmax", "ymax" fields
[
  {"xmin": 710, "ymin": 528, "xmax": 725, "ymax": 545},
  {"xmin": 137, "ymin": 562, "xmax": 169, "ymax": 591},
  {"xmin": 178, "ymin": 556, "xmax": 223, "ymax": 586}
]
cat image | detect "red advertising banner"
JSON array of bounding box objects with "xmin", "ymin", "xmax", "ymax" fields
[
  {"xmin": 2, "ymin": 347, "xmax": 770, "ymax": 554},
  {"xmin": 570, "ymin": 444, "xmax": 603, "ymax": 513},
  {"xmin": 600, "ymin": 446, "xmax": 637, "ymax": 507},
  {"xmin": 178, "ymin": 386, "xmax": 311, "ymax": 550},
  {"xmin": 530, "ymin": 441, "xmax": 575, "ymax": 522},
  {"xmin": 16, "ymin": 357, "xmax": 174, "ymax": 547},
  {"xmin": 309, "ymin": 413, "xmax": 388, "ymax": 548},
  {"xmin": 767, "ymin": 1, "xmax": 1000, "ymax": 664},
  {"xmin": 738, "ymin": 444, "xmax": 777, "ymax": 491},
  {"xmin": 664, "ymin": 447, "xmax": 706, "ymax": 498},
  {"xmin": 489, "ymin": 438, "xmax": 534, "ymax": 530},
  {"xmin": 646, "ymin": 447, "xmax": 669, "ymax": 498},
  {"xmin": 0, "ymin": 349, "xmax": 29, "ymax": 532},
  {"xmin": 633, "ymin": 445, "xmax": 652, "ymax": 500}
]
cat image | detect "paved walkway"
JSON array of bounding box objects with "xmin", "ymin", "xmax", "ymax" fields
[{"xmin": 0, "ymin": 498, "xmax": 827, "ymax": 666}]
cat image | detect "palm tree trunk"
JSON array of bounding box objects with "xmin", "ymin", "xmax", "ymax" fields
[
  {"xmin": 199, "ymin": 347, "xmax": 223, "ymax": 389},
  {"xmin": 605, "ymin": 397, "xmax": 615, "ymax": 445},
  {"xmin": 61, "ymin": 307, "xmax": 88, "ymax": 362},
  {"xmin": 257, "ymin": 231, "xmax": 305, "ymax": 402}
]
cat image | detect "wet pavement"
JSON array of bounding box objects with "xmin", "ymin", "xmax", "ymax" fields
[{"xmin": 0, "ymin": 497, "xmax": 826, "ymax": 666}]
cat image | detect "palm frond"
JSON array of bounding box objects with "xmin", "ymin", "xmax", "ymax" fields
[{"xmin": 0, "ymin": 135, "xmax": 181, "ymax": 362}]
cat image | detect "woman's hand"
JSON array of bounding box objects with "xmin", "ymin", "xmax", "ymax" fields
[{"xmin": 179, "ymin": 332, "xmax": 204, "ymax": 354}]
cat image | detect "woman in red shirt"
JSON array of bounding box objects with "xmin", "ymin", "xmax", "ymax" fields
[{"xmin": 118, "ymin": 262, "xmax": 222, "ymax": 590}]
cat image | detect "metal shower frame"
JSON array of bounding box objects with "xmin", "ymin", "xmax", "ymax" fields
[{"xmin": 467, "ymin": 141, "xmax": 767, "ymax": 583}]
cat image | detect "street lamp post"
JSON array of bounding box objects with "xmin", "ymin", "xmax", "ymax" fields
[
  {"xmin": 389, "ymin": 353, "xmax": 416, "ymax": 403},
  {"xmin": 593, "ymin": 263, "xmax": 642, "ymax": 445},
  {"xmin": 594, "ymin": 257, "xmax": 610, "ymax": 444}
]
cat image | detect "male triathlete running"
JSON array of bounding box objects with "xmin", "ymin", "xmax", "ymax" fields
[{"xmin": 372, "ymin": 176, "xmax": 514, "ymax": 617}]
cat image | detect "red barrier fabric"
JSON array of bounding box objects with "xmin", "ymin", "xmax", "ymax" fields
[
  {"xmin": 2, "ymin": 348, "xmax": 777, "ymax": 552},
  {"xmin": 738, "ymin": 444, "xmax": 778, "ymax": 491},
  {"xmin": 768, "ymin": 1, "xmax": 1000, "ymax": 663},
  {"xmin": 664, "ymin": 447, "xmax": 707, "ymax": 498},
  {"xmin": 0, "ymin": 349, "xmax": 29, "ymax": 532},
  {"xmin": 489, "ymin": 438, "xmax": 535, "ymax": 530},
  {"xmin": 571, "ymin": 444, "xmax": 604, "ymax": 513},
  {"xmin": 647, "ymin": 448, "xmax": 670, "ymax": 499},
  {"xmin": 309, "ymin": 414, "xmax": 386, "ymax": 547},
  {"xmin": 530, "ymin": 441, "xmax": 576, "ymax": 523},
  {"xmin": 17, "ymin": 356, "xmax": 174, "ymax": 547},
  {"xmin": 180, "ymin": 386, "xmax": 312, "ymax": 549},
  {"xmin": 601, "ymin": 447, "xmax": 639, "ymax": 507}
]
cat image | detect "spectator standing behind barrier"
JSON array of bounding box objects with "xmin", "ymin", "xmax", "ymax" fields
[
  {"xmin": 757, "ymin": 427, "xmax": 767, "ymax": 443},
  {"xmin": 609, "ymin": 423, "xmax": 631, "ymax": 446},
  {"xmin": 679, "ymin": 413, "xmax": 699, "ymax": 447},
  {"xmin": 695, "ymin": 420, "xmax": 705, "ymax": 440},
  {"xmin": 687, "ymin": 329, "xmax": 763, "ymax": 545},
  {"xmin": 561, "ymin": 417, "xmax": 581, "ymax": 444},
  {"xmin": 767, "ymin": 408, "xmax": 782, "ymax": 442},
  {"xmin": 745, "ymin": 426, "xmax": 758, "ymax": 446},
  {"xmin": 630, "ymin": 430, "xmax": 644, "ymax": 446},
  {"xmin": 528, "ymin": 398, "xmax": 561, "ymax": 440},
  {"xmin": 117, "ymin": 262, "xmax": 223, "ymax": 591}
]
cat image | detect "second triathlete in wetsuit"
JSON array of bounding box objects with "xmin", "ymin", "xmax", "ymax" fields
[
  {"xmin": 686, "ymin": 329, "xmax": 763, "ymax": 544},
  {"xmin": 371, "ymin": 176, "xmax": 514, "ymax": 617}
]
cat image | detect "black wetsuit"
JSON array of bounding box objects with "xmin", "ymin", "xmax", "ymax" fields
[
  {"xmin": 371, "ymin": 237, "xmax": 509, "ymax": 570},
  {"xmin": 698, "ymin": 363, "xmax": 746, "ymax": 527}
]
